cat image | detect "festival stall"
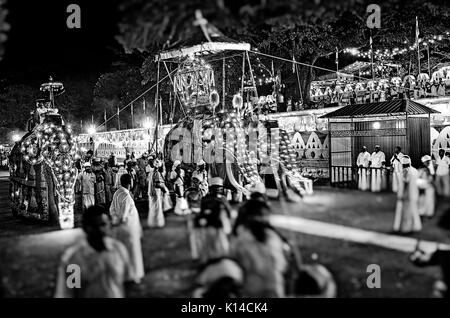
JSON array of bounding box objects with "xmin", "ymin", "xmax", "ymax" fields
[{"xmin": 322, "ymin": 99, "xmax": 438, "ymax": 188}]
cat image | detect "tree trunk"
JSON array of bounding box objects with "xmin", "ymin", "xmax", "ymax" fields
[{"xmin": 298, "ymin": 55, "xmax": 318, "ymax": 107}]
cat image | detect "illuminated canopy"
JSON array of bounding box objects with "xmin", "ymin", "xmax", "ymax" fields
[
  {"xmin": 155, "ymin": 11, "xmax": 250, "ymax": 61},
  {"xmin": 156, "ymin": 42, "xmax": 251, "ymax": 61}
]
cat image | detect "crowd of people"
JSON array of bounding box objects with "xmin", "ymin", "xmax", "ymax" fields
[
  {"xmin": 55, "ymin": 150, "xmax": 337, "ymax": 298},
  {"xmin": 356, "ymin": 145, "xmax": 450, "ymax": 234}
]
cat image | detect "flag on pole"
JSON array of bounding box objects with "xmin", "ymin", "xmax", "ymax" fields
[
  {"xmin": 335, "ymin": 47, "xmax": 339, "ymax": 72},
  {"xmin": 271, "ymin": 60, "xmax": 275, "ymax": 76},
  {"xmin": 142, "ymin": 97, "xmax": 146, "ymax": 113},
  {"xmin": 370, "ymin": 35, "xmax": 374, "ymax": 80},
  {"xmin": 416, "ymin": 16, "xmax": 421, "ymax": 74},
  {"xmin": 415, "ymin": 16, "xmax": 420, "ymax": 46},
  {"xmin": 292, "ymin": 54, "xmax": 296, "ymax": 74},
  {"xmin": 117, "ymin": 106, "xmax": 120, "ymax": 130},
  {"xmin": 104, "ymin": 109, "xmax": 107, "ymax": 123}
]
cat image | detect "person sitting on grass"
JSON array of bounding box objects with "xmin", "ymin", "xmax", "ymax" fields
[{"xmin": 54, "ymin": 205, "xmax": 132, "ymax": 298}]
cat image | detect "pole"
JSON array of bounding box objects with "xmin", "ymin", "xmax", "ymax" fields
[
  {"xmin": 416, "ymin": 16, "xmax": 421, "ymax": 75},
  {"xmin": 155, "ymin": 101, "xmax": 158, "ymax": 155},
  {"xmin": 159, "ymin": 97, "xmax": 163, "ymax": 126},
  {"xmin": 417, "ymin": 45, "xmax": 421, "ymax": 75},
  {"xmin": 245, "ymin": 51, "xmax": 258, "ymax": 114},
  {"xmin": 131, "ymin": 102, "xmax": 134, "ymax": 129},
  {"xmin": 104, "ymin": 109, "xmax": 107, "ymax": 131},
  {"xmin": 240, "ymin": 53, "xmax": 245, "ymax": 116},
  {"xmin": 335, "ymin": 47, "xmax": 339, "ymax": 73},
  {"xmin": 142, "ymin": 97, "xmax": 146, "ymax": 115},
  {"xmin": 295, "ymin": 63, "xmax": 304, "ymax": 105},
  {"xmin": 222, "ymin": 56, "xmax": 226, "ymax": 110},
  {"xmin": 370, "ymin": 32, "xmax": 375, "ymax": 80},
  {"xmin": 117, "ymin": 106, "xmax": 120, "ymax": 130},
  {"xmin": 427, "ymin": 45, "xmax": 431, "ymax": 76},
  {"xmin": 154, "ymin": 60, "xmax": 161, "ymax": 155}
]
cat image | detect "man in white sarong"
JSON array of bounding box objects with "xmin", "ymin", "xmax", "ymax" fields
[
  {"xmin": 147, "ymin": 159, "xmax": 167, "ymax": 228},
  {"xmin": 418, "ymin": 155, "xmax": 436, "ymax": 218},
  {"xmin": 390, "ymin": 146, "xmax": 404, "ymax": 193},
  {"xmin": 393, "ymin": 156, "xmax": 422, "ymax": 234},
  {"xmin": 109, "ymin": 174, "xmax": 145, "ymax": 283},
  {"xmin": 77, "ymin": 162, "xmax": 96, "ymax": 211},
  {"xmin": 55, "ymin": 205, "xmax": 132, "ymax": 298},
  {"xmin": 435, "ymin": 149, "xmax": 450, "ymax": 197},
  {"xmin": 369, "ymin": 145, "xmax": 386, "ymax": 192},
  {"xmin": 356, "ymin": 146, "xmax": 371, "ymax": 191}
]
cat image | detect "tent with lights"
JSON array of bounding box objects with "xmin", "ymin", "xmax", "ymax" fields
[
  {"xmin": 8, "ymin": 79, "xmax": 77, "ymax": 229},
  {"xmin": 321, "ymin": 99, "xmax": 438, "ymax": 188}
]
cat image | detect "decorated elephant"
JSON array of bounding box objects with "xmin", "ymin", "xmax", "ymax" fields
[{"xmin": 9, "ymin": 80, "xmax": 77, "ymax": 229}]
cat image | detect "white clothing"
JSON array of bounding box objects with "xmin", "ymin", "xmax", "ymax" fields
[
  {"xmin": 435, "ymin": 155, "xmax": 450, "ymax": 197},
  {"xmin": 393, "ymin": 167, "xmax": 422, "ymax": 233},
  {"xmin": 357, "ymin": 151, "xmax": 371, "ymax": 167},
  {"xmin": 109, "ymin": 186, "xmax": 144, "ymax": 282},
  {"xmin": 370, "ymin": 151, "xmax": 386, "ymax": 168},
  {"xmin": 436, "ymin": 155, "xmax": 450, "ymax": 176},
  {"xmin": 147, "ymin": 170, "xmax": 165, "ymax": 227},
  {"xmin": 418, "ymin": 167, "xmax": 435, "ymax": 218},
  {"xmin": 55, "ymin": 236, "xmax": 131, "ymax": 298},
  {"xmin": 370, "ymin": 151, "xmax": 386, "ymax": 192},
  {"xmin": 357, "ymin": 151, "xmax": 371, "ymax": 191},
  {"xmin": 77, "ymin": 171, "xmax": 96, "ymax": 210},
  {"xmin": 390, "ymin": 152, "xmax": 404, "ymax": 192}
]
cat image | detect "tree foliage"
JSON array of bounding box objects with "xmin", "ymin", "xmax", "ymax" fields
[
  {"xmin": 0, "ymin": 0, "xmax": 9, "ymax": 61},
  {"xmin": 116, "ymin": 0, "xmax": 450, "ymax": 106}
]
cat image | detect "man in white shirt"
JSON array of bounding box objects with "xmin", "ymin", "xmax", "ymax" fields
[
  {"xmin": 369, "ymin": 145, "xmax": 386, "ymax": 192},
  {"xmin": 356, "ymin": 146, "xmax": 371, "ymax": 191},
  {"xmin": 110, "ymin": 174, "xmax": 145, "ymax": 283},
  {"xmin": 390, "ymin": 146, "xmax": 404, "ymax": 193},
  {"xmin": 55, "ymin": 205, "xmax": 132, "ymax": 298},
  {"xmin": 435, "ymin": 149, "xmax": 450, "ymax": 197}
]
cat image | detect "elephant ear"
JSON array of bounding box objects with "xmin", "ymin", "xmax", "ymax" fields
[{"xmin": 20, "ymin": 133, "xmax": 44, "ymax": 166}]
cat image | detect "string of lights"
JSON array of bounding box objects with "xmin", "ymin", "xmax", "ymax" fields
[{"xmin": 343, "ymin": 31, "xmax": 450, "ymax": 61}]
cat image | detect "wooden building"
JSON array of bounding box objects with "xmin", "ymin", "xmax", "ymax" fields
[{"xmin": 321, "ymin": 99, "xmax": 438, "ymax": 186}]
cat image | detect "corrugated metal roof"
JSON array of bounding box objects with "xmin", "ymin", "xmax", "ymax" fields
[{"xmin": 321, "ymin": 99, "xmax": 439, "ymax": 118}]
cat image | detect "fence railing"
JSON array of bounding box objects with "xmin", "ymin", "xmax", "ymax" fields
[{"xmin": 331, "ymin": 166, "xmax": 393, "ymax": 192}]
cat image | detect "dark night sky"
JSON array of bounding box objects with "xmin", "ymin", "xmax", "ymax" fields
[{"xmin": 1, "ymin": 0, "xmax": 122, "ymax": 80}]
